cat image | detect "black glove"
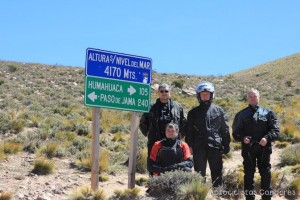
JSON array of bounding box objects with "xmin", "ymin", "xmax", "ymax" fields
[
  {"xmin": 181, "ymin": 167, "xmax": 192, "ymax": 172},
  {"xmin": 164, "ymin": 164, "xmax": 178, "ymax": 172},
  {"xmin": 222, "ymin": 146, "xmax": 230, "ymax": 154}
]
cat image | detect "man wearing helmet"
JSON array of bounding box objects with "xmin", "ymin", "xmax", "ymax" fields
[
  {"xmin": 186, "ymin": 81, "xmax": 230, "ymax": 188},
  {"xmin": 232, "ymin": 88, "xmax": 280, "ymax": 200}
]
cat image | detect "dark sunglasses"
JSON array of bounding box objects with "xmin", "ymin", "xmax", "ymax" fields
[{"xmin": 159, "ymin": 90, "xmax": 169, "ymax": 93}]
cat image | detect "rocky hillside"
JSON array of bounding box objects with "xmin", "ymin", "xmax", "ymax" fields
[{"xmin": 0, "ymin": 53, "xmax": 299, "ymax": 200}]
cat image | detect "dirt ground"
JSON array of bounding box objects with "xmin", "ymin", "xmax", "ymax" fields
[{"xmin": 0, "ymin": 146, "xmax": 292, "ymax": 200}]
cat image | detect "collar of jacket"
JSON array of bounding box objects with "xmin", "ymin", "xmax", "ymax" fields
[
  {"xmin": 156, "ymin": 98, "xmax": 173, "ymax": 106},
  {"xmin": 248, "ymin": 104, "xmax": 259, "ymax": 111}
]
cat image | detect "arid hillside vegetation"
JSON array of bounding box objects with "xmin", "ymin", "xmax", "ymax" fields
[{"xmin": 0, "ymin": 53, "xmax": 299, "ymax": 199}]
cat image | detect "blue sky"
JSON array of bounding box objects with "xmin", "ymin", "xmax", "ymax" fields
[{"xmin": 1, "ymin": 1, "xmax": 299, "ymax": 76}]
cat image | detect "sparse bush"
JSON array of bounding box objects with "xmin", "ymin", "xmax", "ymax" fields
[
  {"xmin": 222, "ymin": 169, "xmax": 244, "ymax": 198},
  {"xmin": 0, "ymin": 191, "xmax": 13, "ymax": 200},
  {"xmin": 32, "ymin": 158, "xmax": 55, "ymax": 175},
  {"xmin": 0, "ymin": 150, "xmax": 5, "ymax": 160},
  {"xmin": 280, "ymin": 144, "xmax": 300, "ymax": 166},
  {"xmin": 99, "ymin": 148, "xmax": 109, "ymax": 172},
  {"xmin": 41, "ymin": 142, "xmax": 58, "ymax": 158},
  {"xmin": 148, "ymin": 171, "xmax": 204, "ymax": 198},
  {"xmin": 69, "ymin": 185, "xmax": 106, "ymax": 200},
  {"xmin": 271, "ymin": 171, "xmax": 281, "ymax": 188},
  {"xmin": 0, "ymin": 79, "xmax": 4, "ymax": 85},
  {"xmin": 55, "ymin": 131, "xmax": 76, "ymax": 142},
  {"xmin": 172, "ymin": 79, "xmax": 185, "ymax": 89},
  {"xmin": 286, "ymin": 80, "xmax": 292, "ymax": 87},
  {"xmin": 177, "ymin": 180, "xmax": 210, "ymax": 200},
  {"xmin": 112, "ymin": 133, "xmax": 126, "ymax": 142},
  {"xmin": 275, "ymin": 141, "xmax": 289, "ymax": 148},
  {"xmin": 74, "ymin": 122, "xmax": 90, "ymax": 136},
  {"xmin": 291, "ymin": 164, "xmax": 300, "ymax": 174},
  {"xmin": 112, "ymin": 188, "xmax": 140, "ymax": 200},
  {"xmin": 110, "ymin": 124, "xmax": 128, "ymax": 134},
  {"xmin": 280, "ymin": 123, "xmax": 300, "ymax": 143},
  {"xmin": 3, "ymin": 142, "xmax": 22, "ymax": 154},
  {"xmin": 112, "ymin": 143, "xmax": 127, "ymax": 152},
  {"xmin": 8, "ymin": 119, "xmax": 25, "ymax": 134},
  {"xmin": 8, "ymin": 64, "xmax": 19, "ymax": 72},
  {"xmin": 23, "ymin": 140, "xmax": 42, "ymax": 153},
  {"xmin": 73, "ymin": 137, "xmax": 90, "ymax": 151},
  {"xmin": 28, "ymin": 115, "xmax": 42, "ymax": 128},
  {"xmin": 76, "ymin": 148, "xmax": 109, "ymax": 172},
  {"xmin": 135, "ymin": 177, "xmax": 148, "ymax": 186},
  {"xmin": 0, "ymin": 113, "xmax": 10, "ymax": 134},
  {"xmin": 99, "ymin": 173, "xmax": 109, "ymax": 182},
  {"xmin": 136, "ymin": 148, "xmax": 147, "ymax": 174},
  {"xmin": 285, "ymin": 177, "xmax": 300, "ymax": 200}
]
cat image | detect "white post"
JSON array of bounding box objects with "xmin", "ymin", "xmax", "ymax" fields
[
  {"xmin": 128, "ymin": 112, "xmax": 139, "ymax": 188},
  {"xmin": 91, "ymin": 108, "xmax": 100, "ymax": 190}
]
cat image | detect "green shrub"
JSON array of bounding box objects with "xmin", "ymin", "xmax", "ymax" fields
[
  {"xmin": 148, "ymin": 171, "xmax": 204, "ymax": 198},
  {"xmin": 285, "ymin": 80, "xmax": 292, "ymax": 87},
  {"xmin": 172, "ymin": 79, "xmax": 185, "ymax": 89},
  {"xmin": 55, "ymin": 131, "xmax": 76, "ymax": 142},
  {"xmin": 72, "ymin": 137, "xmax": 90, "ymax": 151},
  {"xmin": 0, "ymin": 149, "xmax": 6, "ymax": 160},
  {"xmin": 69, "ymin": 185, "xmax": 106, "ymax": 200},
  {"xmin": 135, "ymin": 177, "xmax": 148, "ymax": 186},
  {"xmin": 0, "ymin": 113, "xmax": 10, "ymax": 134},
  {"xmin": 8, "ymin": 64, "xmax": 19, "ymax": 72},
  {"xmin": 177, "ymin": 180, "xmax": 210, "ymax": 200},
  {"xmin": 222, "ymin": 169, "xmax": 244, "ymax": 198},
  {"xmin": 23, "ymin": 140, "xmax": 41, "ymax": 153},
  {"xmin": 41, "ymin": 142, "xmax": 58, "ymax": 159},
  {"xmin": 76, "ymin": 148, "xmax": 109, "ymax": 172},
  {"xmin": 110, "ymin": 124, "xmax": 128, "ymax": 134},
  {"xmin": 271, "ymin": 171, "xmax": 281, "ymax": 188},
  {"xmin": 28, "ymin": 115, "xmax": 42, "ymax": 128},
  {"xmin": 74, "ymin": 122, "xmax": 90, "ymax": 136},
  {"xmin": 275, "ymin": 141, "xmax": 289, "ymax": 148},
  {"xmin": 112, "ymin": 188, "xmax": 140, "ymax": 200},
  {"xmin": 32, "ymin": 158, "xmax": 55, "ymax": 175},
  {"xmin": 285, "ymin": 177, "xmax": 300, "ymax": 200},
  {"xmin": 136, "ymin": 148, "xmax": 147, "ymax": 174},
  {"xmin": 280, "ymin": 144, "xmax": 300, "ymax": 166},
  {"xmin": 112, "ymin": 133, "xmax": 126, "ymax": 142},
  {"xmin": 290, "ymin": 164, "xmax": 300, "ymax": 174},
  {"xmin": 3, "ymin": 142, "xmax": 22, "ymax": 154},
  {"xmin": 8, "ymin": 119, "xmax": 25, "ymax": 134},
  {"xmin": 99, "ymin": 173, "xmax": 109, "ymax": 182}
]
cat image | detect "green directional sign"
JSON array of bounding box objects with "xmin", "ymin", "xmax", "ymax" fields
[{"xmin": 85, "ymin": 76, "xmax": 151, "ymax": 112}]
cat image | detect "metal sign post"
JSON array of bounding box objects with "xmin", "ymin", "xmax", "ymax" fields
[
  {"xmin": 91, "ymin": 108, "xmax": 100, "ymax": 190},
  {"xmin": 128, "ymin": 112, "xmax": 139, "ymax": 188}
]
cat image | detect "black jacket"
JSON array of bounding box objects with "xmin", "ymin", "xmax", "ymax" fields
[
  {"xmin": 148, "ymin": 138, "xmax": 193, "ymax": 174},
  {"xmin": 139, "ymin": 98, "xmax": 186, "ymax": 150},
  {"xmin": 186, "ymin": 104, "xmax": 230, "ymax": 151},
  {"xmin": 232, "ymin": 105, "xmax": 280, "ymax": 144}
]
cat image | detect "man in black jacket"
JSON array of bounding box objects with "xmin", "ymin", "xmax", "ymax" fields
[
  {"xmin": 148, "ymin": 123, "xmax": 193, "ymax": 176},
  {"xmin": 186, "ymin": 81, "xmax": 230, "ymax": 188},
  {"xmin": 232, "ymin": 88, "xmax": 280, "ymax": 200},
  {"xmin": 139, "ymin": 83, "xmax": 186, "ymax": 156}
]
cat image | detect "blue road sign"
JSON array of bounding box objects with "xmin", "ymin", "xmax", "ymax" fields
[{"xmin": 86, "ymin": 48, "xmax": 152, "ymax": 84}]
